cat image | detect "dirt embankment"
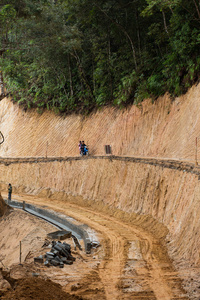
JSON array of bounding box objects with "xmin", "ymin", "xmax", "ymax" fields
[
  {"xmin": 0, "ymin": 83, "xmax": 200, "ymax": 160},
  {"xmin": 1, "ymin": 84, "xmax": 200, "ymax": 298},
  {"xmin": 0, "ymin": 157, "xmax": 200, "ymax": 267},
  {"xmin": 0, "ymin": 85, "xmax": 200, "ymax": 161},
  {"xmin": 0, "ymin": 193, "xmax": 11, "ymax": 217},
  {"xmin": 0, "ymin": 199, "xmax": 83, "ymax": 300}
]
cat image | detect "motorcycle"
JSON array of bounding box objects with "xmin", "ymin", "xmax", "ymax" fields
[{"xmin": 80, "ymin": 145, "xmax": 89, "ymax": 156}]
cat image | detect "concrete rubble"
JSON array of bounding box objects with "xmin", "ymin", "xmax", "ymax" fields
[{"xmin": 34, "ymin": 240, "xmax": 76, "ymax": 268}]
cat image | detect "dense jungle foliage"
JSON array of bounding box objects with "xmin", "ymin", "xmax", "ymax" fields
[{"xmin": 0, "ymin": 0, "xmax": 200, "ymax": 113}]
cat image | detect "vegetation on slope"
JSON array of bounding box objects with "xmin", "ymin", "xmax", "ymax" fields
[{"xmin": 0, "ymin": 0, "xmax": 200, "ymax": 113}]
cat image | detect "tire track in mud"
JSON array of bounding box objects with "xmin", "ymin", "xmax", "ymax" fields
[
  {"xmin": 12, "ymin": 196, "xmax": 188, "ymax": 300},
  {"xmin": 0, "ymin": 155, "xmax": 193, "ymax": 299}
]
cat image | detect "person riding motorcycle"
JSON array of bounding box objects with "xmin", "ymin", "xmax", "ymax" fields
[
  {"xmin": 80, "ymin": 141, "xmax": 88, "ymax": 156},
  {"xmin": 78, "ymin": 141, "xmax": 82, "ymax": 154}
]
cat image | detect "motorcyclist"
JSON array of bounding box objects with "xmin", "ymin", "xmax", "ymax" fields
[
  {"xmin": 81, "ymin": 141, "xmax": 88, "ymax": 155},
  {"xmin": 78, "ymin": 141, "xmax": 82, "ymax": 154},
  {"xmin": 81, "ymin": 141, "xmax": 86, "ymax": 152}
]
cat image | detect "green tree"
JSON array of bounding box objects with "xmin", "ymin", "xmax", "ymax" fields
[{"xmin": 0, "ymin": 0, "xmax": 200, "ymax": 113}]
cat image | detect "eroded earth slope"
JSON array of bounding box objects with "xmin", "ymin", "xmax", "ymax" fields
[{"xmin": 1, "ymin": 84, "xmax": 200, "ymax": 299}]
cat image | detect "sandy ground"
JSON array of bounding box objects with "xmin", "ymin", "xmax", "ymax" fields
[{"xmin": 0, "ymin": 192, "xmax": 189, "ymax": 300}]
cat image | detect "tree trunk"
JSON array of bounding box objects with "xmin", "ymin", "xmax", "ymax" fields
[
  {"xmin": 193, "ymin": 0, "xmax": 200, "ymax": 18},
  {"xmin": 135, "ymin": 6, "xmax": 141, "ymax": 60},
  {"xmin": 107, "ymin": 29, "xmax": 113, "ymax": 99},
  {"xmin": 162, "ymin": 10, "xmax": 169, "ymax": 34},
  {"xmin": 0, "ymin": 72, "xmax": 4, "ymax": 96},
  {"xmin": 95, "ymin": 4, "xmax": 138, "ymax": 70},
  {"xmin": 68, "ymin": 54, "xmax": 74, "ymax": 97},
  {"xmin": 73, "ymin": 50, "xmax": 94, "ymax": 100}
]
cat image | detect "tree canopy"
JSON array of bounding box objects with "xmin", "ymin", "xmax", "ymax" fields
[{"xmin": 0, "ymin": 0, "xmax": 200, "ymax": 114}]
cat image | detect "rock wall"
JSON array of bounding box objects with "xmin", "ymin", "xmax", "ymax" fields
[{"xmin": 0, "ymin": 84, "xmax": 200, "ymax": 268}]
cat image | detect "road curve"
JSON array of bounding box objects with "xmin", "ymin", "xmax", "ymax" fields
[
  {"xmin": 0, "ymin": 155, "xmax": 193, "ymax": 299},
  {"xmin": 5, "ymin": 194, "xmax": 188, "ymax": 300}
]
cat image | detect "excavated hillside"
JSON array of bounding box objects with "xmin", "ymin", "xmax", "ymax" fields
[
  {"xmin": 0, "ymin": 193, "xmax": 11, "ymax": 217},
  {"xmin": 0, "ymin": 84, "xmax": 200, "ymax": 299},
  {"xmin": 1, "ymin": 84, "xmax": 200, "ymax": 160}
]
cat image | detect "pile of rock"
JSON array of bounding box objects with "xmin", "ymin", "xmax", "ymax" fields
[{"xmin": 34, "ymin": 241, "xmax": 76, "ymax": 268}]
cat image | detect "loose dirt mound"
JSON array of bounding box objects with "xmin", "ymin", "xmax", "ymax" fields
[
  {"xmin": 0, "ymin": 193, "xmax": 11, "ymax": 217},
  {"xmin": 0, "ymin": 277, "xmax": 82, "ymax": 300}
]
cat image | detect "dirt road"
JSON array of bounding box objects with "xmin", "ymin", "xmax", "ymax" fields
[
  {"xmin": 2, "ymin": 192, "xmax": 188, "ymax": 300},
  {"xmin": 0, "ymin": 155, "xmax": 199, "ymax": 176}
]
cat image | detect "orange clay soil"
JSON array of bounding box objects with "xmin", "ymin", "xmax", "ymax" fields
[
  {"xmin": 2, "ymin": 84, "xmax": 200, "ymax": 299},
  {"xmin": 0, "ymin": 192, "xmax": 188, "ymax": 300},
  {"xmin": 0, "ymin": 277, "xmax": 83, "ymax": 300}
]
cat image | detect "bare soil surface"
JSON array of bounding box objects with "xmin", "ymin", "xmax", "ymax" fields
[
  {"xmin": 0, "ymin": 155, "xmax": 199, "ymax": 176},
  {"xmin": 1, "ymin": 82, "xmax": 200, "ymax": 300},
  {"xmin": 1, "ymin": 276, "xmax": 82, "ymax": 300},
  {"xmin": 0, "ymin": 193, "xmax": 12, "ymax": 217},
  {"xmin": 0, "ymin": 192, "xmax": 189, "ymax": 300}
]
